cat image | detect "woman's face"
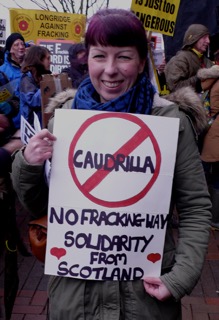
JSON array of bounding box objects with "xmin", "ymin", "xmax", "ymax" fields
[
  {"xmin": 42, "ymin": 53, "xmax": 51, "ymax": 71},
  {"xmin": 88, "ymin": 45, "xmax": 146, "ymax": 103}
]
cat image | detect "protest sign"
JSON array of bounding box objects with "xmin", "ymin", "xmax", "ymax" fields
[
  {"xmin": 152, "ymin": 49, "xmax": 163, "ymax": 68},
  {"xmin": 131, "ymin": 0, "xmax": 181, "ymax": 36},
  {"xmin": 147, "ymin": 32, "xmax": 169, "ymax": 96},
  {"xmin": 9, "ymin": 8, "xmax": 86, "ymax": 43},
  {"xmin": 45, "ymin": 109, "xmax": 179, "ymax": 281},
  {"xmin": 0, "ymin": 79, "xmax": 18, "ymax": 103},
  {"xmin": 40, "ymin": 73, "xmax": 72, "ymax": 128},
  {"xmin": 37, "ymin": 39, "xmax": 75, "ymax": 74},
  {"xmin": 147, "ymin": 47, "xmax": 169, "ymax": 96},
  {"xmin": 20, "ymin": 115, "xmax": 36, "ymax": 145},
  {"xmin": 20, "ymin": 114, "xmax": 51, "ymax": 183},
  {"xmin": 0, "ymin": 19, "xmax": 6, "ymax": 46}
]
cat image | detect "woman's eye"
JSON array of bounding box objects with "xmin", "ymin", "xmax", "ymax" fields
[
  {"xmin": 93, "ymin": 54, "xmax": 105, "ymax": 59},
  {"xmin": 118, "ymin": 55, "xmax": 131, "ymax": 60}
]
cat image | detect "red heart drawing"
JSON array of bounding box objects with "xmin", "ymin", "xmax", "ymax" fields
[
  {"xmin": 50, "ymin": 247, "xmax": 66, "ymax": 260},
  {"xmin": 147, "ymin": 253, "xmax": 161, "ymax": 263}
]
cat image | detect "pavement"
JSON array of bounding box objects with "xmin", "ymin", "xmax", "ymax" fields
[{"xmin": 0, "ymin": 200, "xmax": 219, "ymax": 320}]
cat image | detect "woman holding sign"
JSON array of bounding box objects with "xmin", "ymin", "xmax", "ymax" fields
[{"xmin": 11, "ymin": 8, "xmax": 211, "ymax": 320}]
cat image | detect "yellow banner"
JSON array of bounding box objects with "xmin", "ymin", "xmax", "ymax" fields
[
  {"xmin": 9, "ymin": 8, "xmax": 86, "ymax": 43},
  {"xmin": 0, "ymin": 79, "xmax": 18, "ymax": 103},
  {"xmin": 131, "ymin": 0, "xmax": 181, "ymax": 36}
]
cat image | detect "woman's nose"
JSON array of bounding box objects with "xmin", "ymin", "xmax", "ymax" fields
[{"xmin": 104, "ymin": 58, "xmax": 118, "ymax": 74}]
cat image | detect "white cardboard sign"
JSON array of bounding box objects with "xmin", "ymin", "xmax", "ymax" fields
[{"xmin": 45, "ymin": 109, "xmax": 179, "ymax": 281}]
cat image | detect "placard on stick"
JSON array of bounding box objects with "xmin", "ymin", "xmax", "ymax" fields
[{"xmin": 40, "ymin": 73, "xmax": 72, "ymax": 128}]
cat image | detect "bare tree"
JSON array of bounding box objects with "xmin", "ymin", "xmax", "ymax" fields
[{"xmin": 2, "ymin": 0, "xmax": 110, "ymax": 16}]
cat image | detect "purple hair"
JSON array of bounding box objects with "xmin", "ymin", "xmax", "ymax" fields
[{"xmin": 85, "ymin": 8, "xmax": 148, "ymax": 60}]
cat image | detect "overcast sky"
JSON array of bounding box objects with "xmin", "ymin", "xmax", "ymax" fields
[{"xmin": 0, "ymin": 0, "xmax": 132, "ymax": 37}]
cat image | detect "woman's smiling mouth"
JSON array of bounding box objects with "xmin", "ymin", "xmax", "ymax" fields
[{"xmin": 102, "ymin": 81, "xmax": 123, "ymax": 88}]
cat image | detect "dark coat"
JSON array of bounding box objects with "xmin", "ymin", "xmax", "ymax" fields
[{"xmin": 165, "ymin": 50, "xmax": 213, "ymax": 92}]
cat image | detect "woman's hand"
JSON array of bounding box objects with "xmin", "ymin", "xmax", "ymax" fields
[
  {"xmin": 24, "ymin": 128, "xmax": 56, "ymax": 165},
  {"xmin": 143, "ymin": 277, "xmax": 172, "ymax": 301}
]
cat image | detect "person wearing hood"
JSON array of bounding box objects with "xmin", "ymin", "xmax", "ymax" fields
[
  {"xmin": 165, "ymin": 24, "xmax": 213, "ymax": 93},
  {"xmin": 62, "ymin": 42, "xmax": 88, "ymax": 88}
]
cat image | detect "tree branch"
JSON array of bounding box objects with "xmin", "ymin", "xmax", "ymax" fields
[{"xmin": 4, "ymin": 0, "xmax": 110, "ymax": 15}]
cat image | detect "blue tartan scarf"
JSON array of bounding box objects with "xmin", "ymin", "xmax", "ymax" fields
[{"xmin": 72, "ymin": 73, "xmax": 155, "ymax": 115}]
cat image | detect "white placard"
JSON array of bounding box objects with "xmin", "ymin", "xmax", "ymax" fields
[
  {"xmin": 45, "ymin": 109, "xmax": 179, "ymax": 281},
  {"xmin": 20, "ymin": 114, "xmax": 51, "ymax": 184}
]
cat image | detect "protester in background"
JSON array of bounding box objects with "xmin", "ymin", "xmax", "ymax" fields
[
  {"xmin": 165, "ymin": 24, "xmax": 213, "ymax": 93},
  {"xmin": 196, "ymin": 61, "xmax": 219, "ymax": 229},
  {"xmin": 20, "ymin": 45, "xmax": 51, "ymax": 127},
  {"xmin": 0, "ymin": 70, "xmax": 22, "ymax": 214},
  {"xmin": 0, "ymin": 71, "xmax": 20, "ymax": 146},
  {"xmin": 0, "ymin": 69, "xmax": 27, "ymax": 305},
  {"xmin": 0, "ymin": 40, "xmax": 24, "ymax": 211},
  {"xmin": 62, "ymin": 42, "xmax": 88, "ymax": 88},
  {"xmin": 0, "ymin": 33, "xmax": 26, "ymax": 129},
  {"xmin": 0, "ymin": 38, "xmax": 28, "ymax": 315},
  {"xmin": 12, "ymin": 9, "xmax": 211, "ymax": 320},
  {"xmin": 0, "ymin": 33, "xmax": 25, "ymax": 83},
  {"xmin": 0, "ymin": 47, "xmax": 4, "ymax": 66}
]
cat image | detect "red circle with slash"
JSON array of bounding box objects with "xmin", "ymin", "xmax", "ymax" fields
[{"xmin": 68, "ymin": 112, "xmax": 161, "ymax": 208}]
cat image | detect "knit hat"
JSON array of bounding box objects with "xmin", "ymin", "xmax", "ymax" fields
[
  {"xmin": 182, "ymin": 24, "xmax": 209, "ymax": 49},
  {"xmin": 68, "ymin": 43, "xmax": 86, "ymax": 59},
  {"xmin": 5, "ymin": 33, "xmax": 25, "ymax": 52}
]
